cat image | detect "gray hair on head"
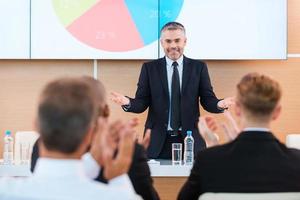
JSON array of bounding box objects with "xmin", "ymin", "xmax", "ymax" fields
[{"xmin": 160, "ymin": 22, "xmax": 186, "ymax": 38}]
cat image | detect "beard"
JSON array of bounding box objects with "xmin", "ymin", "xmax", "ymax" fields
[{"xmin": 167, "ymin": 48, "xmax": 182, "ymax": 60}]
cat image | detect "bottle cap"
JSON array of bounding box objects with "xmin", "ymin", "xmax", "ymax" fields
[
  {"xmin": 5, "ymin": 130, "xmax": 11, "ymax": 136},
  {"xmin": 187, "ymin": 130, "xmax": 192, "ymax": 136}
]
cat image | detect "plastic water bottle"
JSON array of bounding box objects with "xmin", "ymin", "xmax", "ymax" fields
[
  {"xmin": 3, "ymin": 130, "xmax": 14, "ymax": 165},
  {"xmin": 184, "ymin": 130, "xmax": 194, "ymax": 165}
]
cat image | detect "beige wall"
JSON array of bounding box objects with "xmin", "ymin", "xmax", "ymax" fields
[
  {"xmin": 0, "ymin": 60, "xmax": 93, "ymax": 155},
  {"xmin": 0, "ymin": 1, "xmax": 299, "ymax": 156}
]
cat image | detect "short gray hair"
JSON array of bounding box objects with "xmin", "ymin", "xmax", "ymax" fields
[
  {"xmin": 38, "ymin": 78, "xmax": 96, "ymax": 153},
  {"xmin": 160, "ymin": 22, "xmax": 186, "ymax": 36}
]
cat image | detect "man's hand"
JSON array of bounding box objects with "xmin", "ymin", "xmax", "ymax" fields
[
  {"xmin": 198, "ymin": 116, "xmax": 220, "ymax": 147},
  {"xmin": 103, "ymin": 121, "xmax": 135, "ymax": 180},
  {"xmin": 110, "ymin": 91, "xmax": 130, "ymax": 106},
  {"xmin": 221, "ymin": 110, "xmax": 240, "ymax": 141},
  {"xmin": 127, "ymin": 118, "xmax": 151, "ymax": 149},
  {"xmin": 217, "ymin": 97, "xmax": 235, "ymax": 110},
  {"xmin": 89, "ymin": 118, "xmax": 119, "ymax": 167},
  {"xmin": 89, "ymin": 117, "xmax": 106, "ymax": 167}
]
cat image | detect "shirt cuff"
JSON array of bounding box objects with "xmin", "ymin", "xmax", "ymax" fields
[
  {"xmin": 217, "ymin": 100, "xmax": 225, "ymax": 112},
  {"xmin": 108, "ymin": 174, "xmax": 135, "ymax": 193},
  {"xmin": 82, "ymin": 153, "xmax": 101, "ymax": 179},
  {"xmin": 121, "ymin": 97, "xmax": 131, "ymax": 111}
]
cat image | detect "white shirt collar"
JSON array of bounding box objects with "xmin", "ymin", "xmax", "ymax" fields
[
  {"xmin": 243, "ymin": 127, "xmax": 271, "ymax": 132},
  {"xmin": 33, "ymin": 157, "xmax": 86, "ymax": 178},
  {"xmin": 165, "ymin": 55, "xmax": 184, "ymax": 67}
]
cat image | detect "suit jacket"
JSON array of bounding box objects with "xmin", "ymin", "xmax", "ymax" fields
[
  {"xmin": 178, "ymin": 131, "xmax": 300, "ymax": 200},
  {"xmin": 126, "ymin": 56, "xmax": 222, "ymax": 158},
  {"xmin": 31, "ymin": 141, "xmax": 159, "ymax": 200}
]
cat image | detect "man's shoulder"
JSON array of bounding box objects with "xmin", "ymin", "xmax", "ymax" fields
[
  {"xmin": 142, "ymin": 57, "xmax": 207, "ymax": 69},
  {"xmin": 285, "ymin": 146, "xmax": 300, "ymax": 160},
  {"xmin": 197, "ymin": 141, "xmax": 234, "ymax": 158},
  {"xmin": 143, "ymin": 58, "xmax": 165, "ymax": 66},
  {"xmin": 0, "ymin": 177, "xmax": 20, "ymax": 191},
  {"xmin": 76, "ymin": 179, "xmax": 140, "ymax": 199},
  {"xmin": 0, "ymin": 177, "xmax": 139, "ymax": 199},
  {"xmin": 184, "ymin": 56, "xmax": 207, "ymax": 66},
  {"xmin": 0, "ymin": 177, "xmax": 39, "ymax": 198}
]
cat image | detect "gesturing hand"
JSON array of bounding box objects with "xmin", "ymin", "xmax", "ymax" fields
[
  {"xmin": 217, "ymin": 96, "xmax": 235, "ymax": 110},
  {"xmin": 110, "ymin": 91, "xmax": 130, "ymax": 106}
]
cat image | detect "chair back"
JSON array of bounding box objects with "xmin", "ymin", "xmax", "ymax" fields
[
  {"xmin": 199, "ymin": 192, "xmax": 300, "ymax": 200},
  {"xmin": 286, "ymin": 134, "xmax": 300, "ymax": 150}
]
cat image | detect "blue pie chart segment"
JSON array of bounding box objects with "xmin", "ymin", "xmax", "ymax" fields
[
  {"xmin": 125, "ymin": 0, "xmax": 184, "ymax": 45},
  {"xmin": 159, "ymin": 0, "xmax": 184, "ymax": 31}
]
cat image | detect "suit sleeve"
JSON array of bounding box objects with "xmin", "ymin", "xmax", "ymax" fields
[
  {"xmin": 95, "ymin": 144, "xmax": 160, "ymax": 200},
  {"xmin": 177, "ymin": 153, "xmax": 203, "ymax": 200},
  {"xmin": 30, "ymin": 139, "xmax": 39, "ymax": 172},
  {"xmin": 199, "ymin": 63, "xmax": 222, "ymax": 113},
  {"xmin": 125, "ymin": 63, "xmax": 151, "ymax": 113},
  {"xmin": 128, "ymin": 144, "xmax": 160, "ymax": 200}
]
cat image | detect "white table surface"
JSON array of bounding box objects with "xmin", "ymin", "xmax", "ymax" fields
[
  {"xmin": 0, "ymin": 159, "xmax": 192, "ymax": 177},
  {"xmin": 149, "ymin": 159, "xmax": 193, "ymax": 177}
]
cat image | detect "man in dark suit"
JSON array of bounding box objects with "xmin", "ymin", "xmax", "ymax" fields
[
  {"xmin": 111, "ymin": 22, "xmax": 233, "ymax": 159},
  {"xmin": 31, "ymin": 77, "xmax": 159, "ymax": 200},
  {"xmin": 178, "ymin": 73, "xmax": 300, "ymax": 200}
]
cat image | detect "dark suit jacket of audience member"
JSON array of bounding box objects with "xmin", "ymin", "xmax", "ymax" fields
[
  {"xmin": 178, "ymin": 131, "xmax": 300, "ymax": 200},
  {"xmin": 31, "ymin": 140, "xmax": 160, "ymax": 200}
]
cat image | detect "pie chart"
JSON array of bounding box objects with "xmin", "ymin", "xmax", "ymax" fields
[{"xmin": 52, "ymin": 0, "xmax": 184, "ymax": 52}]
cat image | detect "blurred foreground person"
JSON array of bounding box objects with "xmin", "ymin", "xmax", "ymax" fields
[
  {"xmin": 30, "ymin": 76, "xmax": 159, "ymax": 200},
  {"xmin": 0, "ymin": 78, "xmax": 141, "ymax": 200},
  {"xmin": 178, "ymin": 73, "xmax": 300, "ymax": 200}
]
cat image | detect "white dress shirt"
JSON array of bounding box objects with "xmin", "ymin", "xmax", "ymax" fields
[
  {"xmin": 166, "ymin": 55, "xmax": 184, "ymax": 131},
  {"xmin": 243, "ymin": 127, "xmax": 271, "ymax": 132},
  {"xmin": 0, "ymin": 158, "xmax": 141, "ymax": 200},
  {"xmin": 81, "ymin": 153, "xmax": 101, "ymax": 179}
]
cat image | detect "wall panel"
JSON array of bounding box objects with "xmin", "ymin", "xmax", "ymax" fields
[
  {"xmin": 0, "ymin": 60, "xmax": 93, "ymax": 155},
  {"xmin": 288, "ymin": 0, "xmax": 300, "ymax": 52}
]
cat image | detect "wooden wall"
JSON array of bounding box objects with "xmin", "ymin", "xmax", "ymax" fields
[{"xmin": 0, "ymin": 1, "xmax": 299, "ymax": 199}]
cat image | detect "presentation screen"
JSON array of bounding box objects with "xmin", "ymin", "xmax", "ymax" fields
[
  {"xmin": 1, "ymin": 0, "xmax": 287, "ymax": 59},
  {"xmin": 162, "ymin": 0, "xmax": 287, "ymax": 59},
  {"xmin": 0, "ymin": 0, "xmax": 30, "ymax": 59},
  {"xmin": 31, "ymin": 0, "xmax": 162, "ymax": 59}
]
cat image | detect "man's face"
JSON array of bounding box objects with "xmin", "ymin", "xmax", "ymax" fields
[{"xmin": 160, "ymin": 29, "xmax": 187, "ymax": 61}]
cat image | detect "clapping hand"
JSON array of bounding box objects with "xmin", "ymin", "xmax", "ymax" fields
[
  {"xmin": 198, "ymin": 116, "xmax": 220, "ymax": 147},
  {"xmin": 128, "ymin": 117, "xmax": 151, "ymax": 150},
  {"xmin": 198, "ymin": 109, "xmax": 240, "ymax": 148},
  {"xmin": 221, "ymin": 110, "xmax": 240, "ymax": 141},
  {"xmin": 103, "ymin": 120, "xmax": 135, "ymax": 180},
  {"xmin": 90, "ymin": 117, "xmax": 136, "ymax": 180}
]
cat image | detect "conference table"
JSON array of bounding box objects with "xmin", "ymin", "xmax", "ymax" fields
[{"xmin": 0, "ymin": 159, "xmax": 191, "ymax": 200}]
